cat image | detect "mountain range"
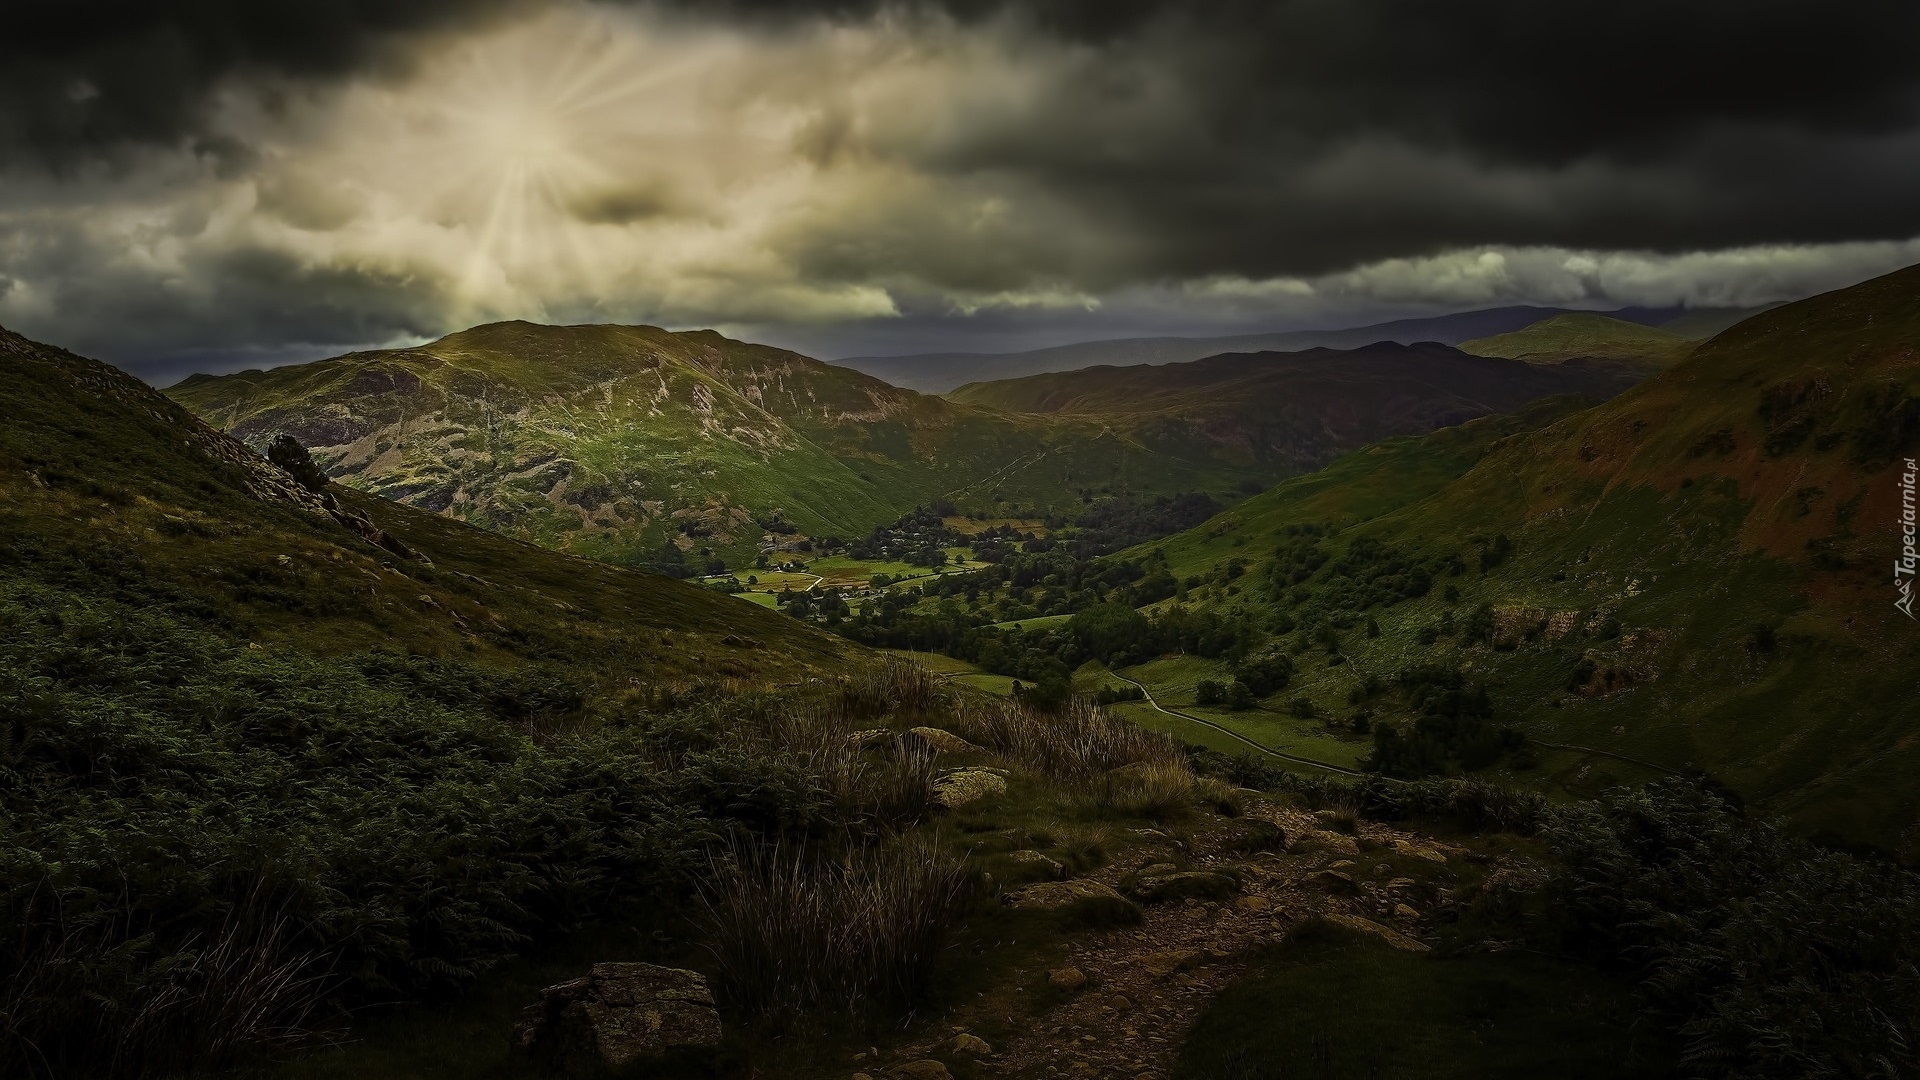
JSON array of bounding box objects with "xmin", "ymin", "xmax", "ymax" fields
[
  {"xmin": 167, "ymin": 320, "xmax": 1644, "ymax": 570},
  {"xmin": 841, "ymin": 304, "xmax": 1777, "ymax": 394}
]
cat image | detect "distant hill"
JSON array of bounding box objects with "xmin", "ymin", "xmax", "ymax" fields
[
  {"xmin": 1460, "ymin": 312, "xmax": 1698, "ymax": 367},
  {"xmin": 946, "ymin": 341, "xmax": 1643, "ymax": 478},
  {"xmin": 1129, "ymin": 265, "xmax": 1920, "ymax": 853},
  {"xmin": 842, "ymin": 305, "xmax": 1763, "ymax": 394}
]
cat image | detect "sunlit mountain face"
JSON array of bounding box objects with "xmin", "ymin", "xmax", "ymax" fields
[{"xmin": 4, "ymin": 1, "xmax": 1920, "ymax": 378}]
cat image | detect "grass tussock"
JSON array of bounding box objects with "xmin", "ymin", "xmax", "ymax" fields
[
  {"xmin": 1, "ymin": 885, "xmax": 335, "ymax": 1080},
  {"xmin": 948, "ymin": 697, "xmax": 1197, "ymax": 817},
  {"xmin": 836, "ymin": 656, "xmax": 944, "ymax": 722},
  {"xmin": 698, "ymin": 837, "xmax": 975, "ymax": 1019},
  {"xmin": 955, "ymin": 697, "xmax": 1191, "ymax": 781}
]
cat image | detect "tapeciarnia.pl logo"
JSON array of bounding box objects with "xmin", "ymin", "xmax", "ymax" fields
[{"xmin": 1900, "ymin": 457, "xmax": 1917, "ymax": 619}]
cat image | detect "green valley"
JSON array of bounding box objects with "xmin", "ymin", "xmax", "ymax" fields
[{"xmin": 810, "ymin": 267, "xmax": 1920, "ymax": 856}]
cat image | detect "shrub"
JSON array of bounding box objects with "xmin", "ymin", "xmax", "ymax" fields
[
  {"xmin": 265, "ymin": 435, "xmax": 328, "ymax": 493},
  {"xmin": 1087, "ymin": 758, "xmax": 1198, "ymax": 820},
  {"xmin": 1546, "ymin": 781, "xmax": 1920, "ymax": 1078},
  {"xmin": 698, "ymin": 837, "xmax": 974, "ymax": 1018}
]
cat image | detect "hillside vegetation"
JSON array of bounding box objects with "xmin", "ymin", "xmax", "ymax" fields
[{"xmin": 1121, "ymin": 264, "xmax": 1920, "ymax": 853}]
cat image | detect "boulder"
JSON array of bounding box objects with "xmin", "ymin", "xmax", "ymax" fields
[
  {"xmin": 512, "ymin": 962, "xmax": 722, "ymax": 1076},
  {"xmin": 908, "ymin": 727, "xmax": 983, "ymax": 754},
  {"xmin": 1122, "ymin": 867, "xmax": 1240, "ymax": 904},
  {"xmin": 1321, "ymin": 913, "xmax": 1430, "ymax": 953},
  {"xmin": 1305, "ymin": 869, "xmax": 1358, "ymax": 896},
  {"xmin": 1005, "ymin": 880, "xmax": 1141, "ymax": 924},
  {"xmin": 1048, "ymin": 966, "xmax": 1089, "ymax": 991},
  {"xmin": 953, "ymin": 1033, "xmax": 993, "ymax": 1056},
  {"xmin": 932, "ymin": 767, "xmax": 1008, "ymax": 809},
  {"xmin": 1005, "ymin": 849, "xmax": 1066, "ymax": 880},
  {"xmin": 1292, "ymin": 830, "xmax": 1362, "ymax": 856}
]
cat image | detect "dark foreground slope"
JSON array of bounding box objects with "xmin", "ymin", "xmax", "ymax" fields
[
  {"xmin": 0, "ymin": 325, "xmax": 870, "ymax": 1075},
  {"xmin": 1132, "ymin": 264, "xmax": 1920, "ymax": 853}
]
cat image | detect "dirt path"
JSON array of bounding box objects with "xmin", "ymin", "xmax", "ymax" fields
[{"xmin": 869, "ymin": 798, "xmax": 1484, "ymax": 1079}]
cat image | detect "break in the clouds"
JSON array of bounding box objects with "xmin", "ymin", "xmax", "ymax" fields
[{"xmin": 3, "ymin": 1, "xmax": 1919, "ymax": 377}]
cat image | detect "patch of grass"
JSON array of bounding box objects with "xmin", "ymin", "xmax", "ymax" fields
[{"xmin": 1173, "ymin": 919, "xmax": 1676, "ymax": 1080}]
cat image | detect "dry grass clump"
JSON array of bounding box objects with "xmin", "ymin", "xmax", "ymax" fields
[
  {"xmin": 697, "ymin": 837, "xmax": 975, "ymax": 1018},
  {"xmin": 951, "ymin": 697, "xmax": 1187, "ymax": 780},
  {"xmin": 836, "ymin": 656, "xmax": 943, "ymax": 722},
  {"xmin": 948, "ymin": 697, "xmax": 1197, "ymax": 818},
  {"xmin": 746, "ymin": 702, "xmax": 942, "ymax": 833},
  {"xmin": 1, "ymin": 886, "xmax": 334, "ymax": 1080}
]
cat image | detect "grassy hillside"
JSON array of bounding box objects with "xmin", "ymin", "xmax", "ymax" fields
[
  {"xmin": 0, "ymin": 324, "xmax": 854, "ymax": 688},
  {"xmin": 169, "ymin": 323, "xmax": 1269, "ymax": 570},
  {"xmin": 1122, "ymin": 265, "xmax": 1920, "ymax": 854},
  {"xmin": 1460, "ymin": 312, "xmax": 1698, "ymax": 367}
]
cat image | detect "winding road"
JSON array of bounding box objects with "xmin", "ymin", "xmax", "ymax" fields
[{"xmin": 1109, "ymin": 673, "xmax": 1380, "ymax": 780}]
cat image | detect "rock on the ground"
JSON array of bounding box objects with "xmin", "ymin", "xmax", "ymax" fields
[
  {"xmin": 892, "ymin": 1061, "xmax": 954, "ymax": 1080},
  {"xmin": 1305, "ymin": 869, "xmax": 1358, "ymax": 895},
  {"xmin": 1141, "ymin": 949, "xmax": 1206, "ymax": 978},
  {"xmin": 511, "ymin": 962, "xmax": 722, "ymax": 1075},
  {"xmin": 1005, "ymin": 879, "xmax": 1141, "ymax": 924},
  {"xmin": 953, "ymin": 1033, "xmax": 993, "ymax": 1056},
  {"xmin": 1048, "ymin": 966, "xmax": 1089, "ymax": 991},
  {"xmin": 933, "ymin": 767, "xmax": 1008, "ymax": 809},
  {"xmin": 1123, "ymin": 867, "xmax": 1240, "ymax": 904},
  {"xmin": 1007, "ymin": 849, "xmax": 1066, "ymax": 878},
  {"xmin": 1293, "ymin": 830, "xmax": 1362, "ymax": 856},
  {"xmin": 1322, "ymin": 913, "xmax": 1431, "ymax": 952},
  {"xmin": 908, "ymin": 727, "xmax": 983, "ymax": 754}
]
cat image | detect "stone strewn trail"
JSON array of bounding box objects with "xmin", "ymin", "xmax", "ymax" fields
[{"xmin": 854, "ymin": 797, "xmax": 1526, "ymax": 1080}]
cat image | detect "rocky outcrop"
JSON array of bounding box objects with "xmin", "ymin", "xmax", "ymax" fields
[
  {"xmin": 907, "ymin": 727, "xmax": 982, "ymax": 754},
  {"xmin": 511, "ymin": 962, "xmax": 722, "ymax": 1076},
  {"xmin": 932, "ymin": 767, "xmax": 1007, "ymax": 809},
  {"xmin": 1004, "ymin": 879, "xmax": 1140, "ymax": 924},
  {"xmin": 1121, "ymin": 864, "xmax": 1240, "ymax": 904}
]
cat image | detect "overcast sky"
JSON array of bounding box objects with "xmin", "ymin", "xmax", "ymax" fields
[{"xmin": 4, "ymin": 1, "xmax": 1920, "ymax": 382}]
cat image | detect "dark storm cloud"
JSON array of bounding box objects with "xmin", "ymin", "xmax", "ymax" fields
[
  {"xmin": 774, "ymin": 0, "xmax": 1920, "ymax": 276},
  {"xmin": 0, "ymin": 1, "xmax": 530, "ymax": 163},
  {"xmin": 9, "ymin": 0, "xmax": 1920, "ymax": 266},
  {"xmin": 4, "ymin": 0, "xmax": 1920, "ymax": 375}
]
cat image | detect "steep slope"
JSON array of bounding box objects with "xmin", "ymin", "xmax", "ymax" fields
[
  {"xmin": 0, "ymin": 324, "xmax": 852, "ymax": 683},
  {"xmin": 844, "ymin": 304, "xmax": 1760, "ymax": 393},
  {"xmin": 1127, "ymin": 265, "xmax": 1920, "ymax": 853},
  {"xmin": 1460, "ymin": 312, "xmax": 1698, "ymax": 367},
  {"xmin": 946, "ymin": 341, "xmax": 1642, "ymax": 477}
]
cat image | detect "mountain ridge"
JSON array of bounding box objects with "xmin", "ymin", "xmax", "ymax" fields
[{"xmin": 837, "ymin": 304, "xmax": 1764, "ymax": 393}]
